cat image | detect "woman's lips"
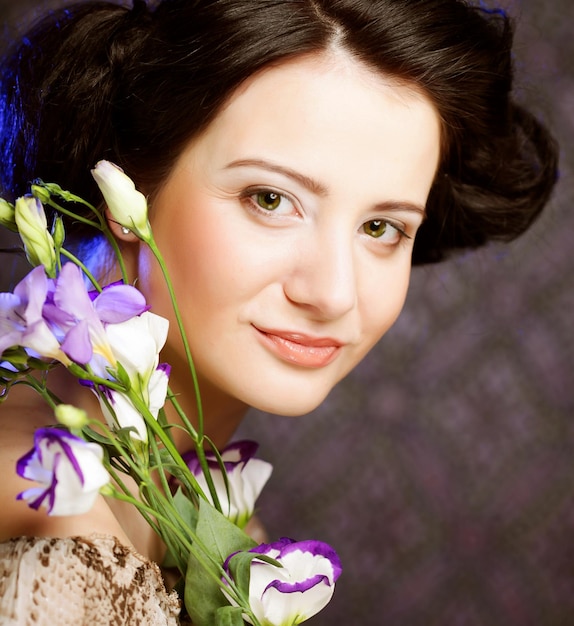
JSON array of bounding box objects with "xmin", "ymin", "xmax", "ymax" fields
[{"xmin": 253, "ymin": 326, "xmax": 343, "ymax": 368}]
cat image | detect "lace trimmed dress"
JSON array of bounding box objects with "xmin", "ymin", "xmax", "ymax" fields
[{"xmin": 0, "ymin": 534, "xmax": 183, "ymax": 625}]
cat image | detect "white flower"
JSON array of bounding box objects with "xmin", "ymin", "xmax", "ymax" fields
[
  {"xmin": 225, "ymin": 538, "xmax": 342, "ymax": 626},
  {"xmin": 105, "ymin": 312, "xmax": 169, "ymax": 387},
  {"xmin": 183, "ymin": 441, "xmax": 272, "ymax": 528},
  {"xmin": 95, "ymin": 312, "xmax": 170, "ymax": 441},
  {"xmin": 91, "ymin": 160, "xmax": 151, "ymax": 241},
  {"xmin": 16, "ymin": 428, "xmax": 110, "ymax": 516},
  {"xmin": 14, "ymin": 196, "xmax": 57, "ymax": 276}
]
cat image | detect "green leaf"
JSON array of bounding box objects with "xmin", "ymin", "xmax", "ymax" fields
[
  {"xmin": 173, "ymin": 488, "xmax": 200, "ymax": 529},
  {"xmin": 185, "ymin": 499, "xmax": 257, "ymax": 626},
  {"xmin": 162, "ymin": 488, "xmax": 200, "ymax": 569},
  {"xmin": 226, "ymin": 551, "xmax": 259, "ymax": 598},
  {"xmin": 215, "ymin": 606, "xmax": 246, "ymax": 626},
  {"xmin": 227, "ymin": 551, "xmax": 282, "ymax": 595},
  {"xmin": 82, "ymin": 426, "xmax": 114, "ymax": 446}
]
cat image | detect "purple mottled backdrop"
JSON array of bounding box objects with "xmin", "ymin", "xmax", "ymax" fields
[{"xmin": 1, "ymin": 1, "xmax": 573, "ymax": 625}]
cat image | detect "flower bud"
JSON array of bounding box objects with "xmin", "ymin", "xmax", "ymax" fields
[
  {"xmin": 30, "ymin": 184, "xmax": 51, "ymax": 204},
  {"xmin": 52, "ymin": 215, "xmax": 66, "ymax": 249},
  {"xmin": 91, "ymin": 160, "xmax": 151, "ymax": 241},
  {"xmin": 55, "ymin": 404, "xmax": 89, "ymax": 429},
  {"xmin": 0, "ymin": 198, "xmax": 17, "ymax": 232},
  {"xmin": 14, "ymin": 196, "xmax": 57, "ymax": 276}
]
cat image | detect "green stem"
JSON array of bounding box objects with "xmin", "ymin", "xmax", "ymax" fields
[
  {"xmin": 136, "ymin": 236, "xmax": 222, "ymax": 511},
  {"xmin": 23, "ymin": 375, "xmax": 62, "ymax": 409},
  {"xmin": 45, "ymin": 197, "xmax": 129, "ymax": 283},
  {"xmin": 166, "ymin": 387, "xmax": 199, "ymax": 441},
  {"xmin": 126, "ymin": 389, "xmax": 209, "ymax": 502},
  {"xmin": 44, "ymin": 197, "xmax": 101, "ymax": 230},
  {"xmin": 163, "ymin": 388, "xmax": 222, "ymax": 512},
  {"xmin": 109, "ymin": 488, "xmax": 194, "ymax": 554},
  {"xmin": 146, "ymin": 236, "xmax": 204, "ymax": 433}
]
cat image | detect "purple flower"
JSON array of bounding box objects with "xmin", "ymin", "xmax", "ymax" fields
[
  {"xmin": 183, "ymin": 441, "xmax": 272, "ymax": 528},
  {"xmin": 42, "ymin": 262, "xmax": 148, "ymax": 370},
  {"xmin": 225, "ymin": 537, "xmax": 342, "ymax": 625},
  {"xmin": 0, "ymin": 266, "xmax": 67, "ymax": 363},
  {"xmin": 16, "ymin": 427, "xmax": 110, "ymax": 516}
]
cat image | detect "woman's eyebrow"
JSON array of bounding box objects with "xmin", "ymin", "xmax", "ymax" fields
[
  {"xmin": 372, "ymin": 200, "xmax": 426, "ymax": 217},
  {"xmin": 224, "ymin": 158, "xmax": 329, "ymax": 196},
  {"xmin": 225, "ymin": 158, "xmax": 426, "ymax": 216}
]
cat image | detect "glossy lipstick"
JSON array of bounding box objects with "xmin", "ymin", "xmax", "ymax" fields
[{"xmin": 253, "ymin": 326, "xmax": 342, "ymax": 368}]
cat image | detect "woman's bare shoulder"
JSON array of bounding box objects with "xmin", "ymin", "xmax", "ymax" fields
[{"xmin": 0, "ymin": 387, "xmax": 128, "ymax": 544}]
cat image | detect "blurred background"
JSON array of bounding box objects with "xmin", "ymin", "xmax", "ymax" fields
[{"xmin": 1, "ymin": 1, "xmax": 573, "ymax": 624}]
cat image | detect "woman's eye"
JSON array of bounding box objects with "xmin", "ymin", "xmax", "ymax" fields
[
  {"xmin": 255, "ymin": 191, "xmax": 283, "ymax": 211},
  {"xmin": 363, "ymin": 220, "xmax": 389, "ymax": 238},
  {"xmin": 361, "ymin": 219, "xmax": 406, "ymax": 245},
  {"xmin": 242, "ymin": 189, "xmax": 297, "ymax": 217}
]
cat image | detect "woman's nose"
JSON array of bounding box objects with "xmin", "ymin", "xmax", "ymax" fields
[{"xmin": 282, "ymin": 230, "xmax": 357, "ymax": 320}]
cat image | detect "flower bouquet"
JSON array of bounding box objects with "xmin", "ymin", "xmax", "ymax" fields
[{"xmin": 0, "ymin": 162, "xmax": 341, "ymax": 625}]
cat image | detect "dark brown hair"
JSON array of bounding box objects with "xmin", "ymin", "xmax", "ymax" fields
[{"xmin": 0, "ymin": 0, "xmax": 559, "ymax": 263}]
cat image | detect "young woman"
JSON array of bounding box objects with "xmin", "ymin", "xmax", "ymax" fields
[{"xmin": 0, "ymin": 0, "xmax": 558, "ymax": 623}]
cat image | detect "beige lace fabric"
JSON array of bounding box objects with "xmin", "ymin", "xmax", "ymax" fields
[{"xmin": 0, "ymin": 534, "xmax": 182, "ymax": 625}]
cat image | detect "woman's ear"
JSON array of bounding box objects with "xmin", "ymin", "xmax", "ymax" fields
[{"xmin": 105, "ymin": 208, "xmax": 139, "ymax": 243}]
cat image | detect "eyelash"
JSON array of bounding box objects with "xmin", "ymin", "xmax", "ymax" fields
[
  {"xmin": 240, "ymin": 187, "xmax": 412, "ymax": 246},
  {"xmin": 361, "ymin": 219, "xmax": 411, "ymax": 246},
  {"xmin": 240, "ymin": 187, "xmax": 299, "ymax": 218}
]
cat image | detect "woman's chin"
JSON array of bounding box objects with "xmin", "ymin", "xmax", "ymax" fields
[{"xmin": 247, "ymin": 386, "xmax": 333, "ymax": 417}]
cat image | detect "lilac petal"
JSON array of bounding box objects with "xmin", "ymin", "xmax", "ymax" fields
[
  {"xmin": 14, "ymin": 266, "xmax": 48, "ymax": 322},
  {"xmin": 0, "ymin": 268, "xmax": 50, "ymax": 354},
  {"xmin": 22, "ymin": 319, "xmax": 64, "ymax": 360},
  {"xmin": 264, "ymin": 573, "xmax": 331, "ymax": 595},
  {"xmin": 53, "ymin": 263, "xmax": 96, "ymax": 319},
  {"xmin": 60, "ymin": 319, "xmax": 93, "ymax": 364},
  {"xmin": 0, "ymin": 292, "xmax": 21, "ymax": 312},
  {"xmin": 0, "ymin": 328, "xmax": 22, "ymax": 355},
  {"xmin": 88, "ymin": 280, "xmax": 124, "ymax": 302},
  {"xmin": 42, "ymin": 302, "xmax": 76, "ymax": 329},
  {"xmin": 93, "ymin": 284, "xmax": 149, "ymax": 324}
]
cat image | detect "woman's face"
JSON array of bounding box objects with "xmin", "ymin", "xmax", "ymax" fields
[{"xmin": 137, "ymin": 51, "xmax": 441, "ymax": 416}]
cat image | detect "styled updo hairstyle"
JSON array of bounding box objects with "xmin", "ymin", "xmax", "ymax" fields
[{"xmin": 0, "ymin": 0, "xmax": 558, "ymax": 264}]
